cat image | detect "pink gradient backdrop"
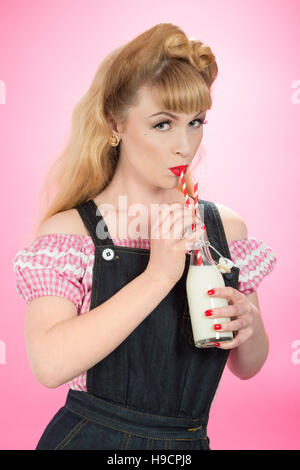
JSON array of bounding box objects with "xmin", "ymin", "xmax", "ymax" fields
[{"xmin": 1, "ymin": 0, "xmax": 299, "ymax": 450}]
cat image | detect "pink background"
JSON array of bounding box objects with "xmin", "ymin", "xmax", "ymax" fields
[{"xmin": 1, "ymin": 0, "xmax": 299, "ymax": 450}]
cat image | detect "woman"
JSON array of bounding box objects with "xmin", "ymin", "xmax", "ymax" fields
[{"xmin": 13, "ymin": 23, "xmax": 276, "ymax": 450}]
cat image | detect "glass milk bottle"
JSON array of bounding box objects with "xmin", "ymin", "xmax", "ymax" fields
[{"xmin": 186, "ymin": 234, "xmax": 234, "ymax": 348}]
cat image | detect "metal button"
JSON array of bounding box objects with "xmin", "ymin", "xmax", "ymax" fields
[{"xmin": 102, "ymin": 248, "xmax": 115, "ymax": 261}]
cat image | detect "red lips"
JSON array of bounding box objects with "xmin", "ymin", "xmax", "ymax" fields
[{"xmin": 168, "ymin": 165, "xmax": 188, "ymax": 176}]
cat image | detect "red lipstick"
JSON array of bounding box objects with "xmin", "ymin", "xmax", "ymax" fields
[{"xmin": 168, "ymin": 165, "xmax": 188, "ymax": 176}]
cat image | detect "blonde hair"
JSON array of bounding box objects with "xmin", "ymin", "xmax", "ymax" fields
[{"xmin": 35, "ymin": 22, "xmax": 218, "ymax": 235}]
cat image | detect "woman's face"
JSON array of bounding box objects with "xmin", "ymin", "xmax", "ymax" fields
[{"xmin": 113, "ymin": 85, "xmax": 207, "ymax": 191}]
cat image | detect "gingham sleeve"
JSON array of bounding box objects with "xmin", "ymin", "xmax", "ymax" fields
[
  {"xmin": 13, "ymin": 233, "xmax": 93, "ymax": 313},
  {"xmin": 228, "ymin": 237, "xmax": 277, "ymax": 295}
]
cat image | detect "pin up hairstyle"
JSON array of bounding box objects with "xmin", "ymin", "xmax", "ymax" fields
[{"xmin": 35, "ymin": 22, "xmax": 218, "ymax": 235}]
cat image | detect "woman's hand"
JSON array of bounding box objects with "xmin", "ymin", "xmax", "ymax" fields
[
  {"xmin": 205, "ymin": 287, "xmax": 261, "ymax": 349},
  {"xmin": 146, "ymin": 204, "xmax": 204, "ymax": 285}
]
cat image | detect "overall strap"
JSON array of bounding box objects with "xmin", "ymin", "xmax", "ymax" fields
[
  {"xmin": 75, "ymin": 199, "xmax": 113, "ymax": 247},
  {"xmin": 199, "ymin": 200, "xmax": 231, "ymax": 259},
  {"xmin": 199, "ymin": 199, "xmax": 240, "ymax": 288}
]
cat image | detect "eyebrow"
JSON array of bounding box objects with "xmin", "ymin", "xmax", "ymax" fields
[{"xmin": 148, "ymin": 110, "xmax": 206, "ymax": 120}]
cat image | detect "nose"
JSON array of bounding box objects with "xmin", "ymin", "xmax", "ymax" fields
[{"xmin": 174, "ymin": 128, "xmax": 193, "ymax": 157}]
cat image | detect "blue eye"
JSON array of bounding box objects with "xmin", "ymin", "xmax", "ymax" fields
[{"xmin": 153, "ymin": 118, "xmax": 208, "ymax": 131}]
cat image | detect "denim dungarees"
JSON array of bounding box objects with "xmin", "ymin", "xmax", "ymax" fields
[{"xmin": 36, "ymin": 199, "xmax": 239, "ymax": 450}]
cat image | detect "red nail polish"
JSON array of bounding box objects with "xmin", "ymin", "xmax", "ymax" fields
[
  {"xmin": 205, "ymin": 310, "xmax": 213, "ymax": 316},
  {"xmin": 214, "ymin": 324, "xmax": 222, "ymax": 330},
  {"xmin": 207, "ymin": 289, "xmax": 215, "ymax": 295},
  {"xmin": 214, "ymin": 342, "xmax": 220, "ymax": 347}
]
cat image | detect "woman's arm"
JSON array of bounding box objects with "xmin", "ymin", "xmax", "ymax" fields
[
  {"xmin": 226, "ymin": 291, "xmax": 269, "ymax": 379},
  {"xmin": 215, "ymin": 203, "xmax": 270, "ymax": 379},
  {"xmin": 26, "ymin": 270, "xmax": 174, "ymax": 389}
]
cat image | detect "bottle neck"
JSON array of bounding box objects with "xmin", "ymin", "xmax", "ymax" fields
[{"xmin": 189, "ymin": 231, "xmax": 216, "ymax": 266}]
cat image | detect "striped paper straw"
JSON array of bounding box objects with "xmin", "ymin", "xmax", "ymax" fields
[
  {"xmin": 180, "ymin": 171, "xmax": 202, "ymax": 265},
  {"xmin": 193, "ymin": 181, "xmax": 203, "ymax": 266}
]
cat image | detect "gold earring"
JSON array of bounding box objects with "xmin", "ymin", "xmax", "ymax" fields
[{"xmin": 109, "ymin": 134, "xmax": 120, "ymax": 147}]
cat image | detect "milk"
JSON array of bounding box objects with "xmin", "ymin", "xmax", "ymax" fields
[{"xmin": 186, "ymin": 264, "xmax": 233, "ymax": 348}]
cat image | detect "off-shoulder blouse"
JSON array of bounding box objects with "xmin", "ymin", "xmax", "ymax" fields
[{"xmin": 13, "ymin": 233, "xmax": 277, "ymax": 392}]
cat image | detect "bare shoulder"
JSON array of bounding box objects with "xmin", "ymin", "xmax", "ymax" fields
[
  {"xmin": 35, "ymin": 208, "xmax": 89, "ymax": 240},
  {"xmin": 215, "ymin": 202, "xmax": 248, "ymax": 243}
]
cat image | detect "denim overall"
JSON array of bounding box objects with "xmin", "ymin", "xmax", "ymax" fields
[{"xmin": 36, "ymin": 199, "xmax": 239, "ymax": 450}]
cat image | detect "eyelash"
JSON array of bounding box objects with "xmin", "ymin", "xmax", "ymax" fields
[{"xmin": 153, "ymin": 118, "xmax": 208, "ymax": 131}]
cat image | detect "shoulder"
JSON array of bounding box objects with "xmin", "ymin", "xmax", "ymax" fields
[
  {"xmin": 35, "ymin": 208, "xmax": 90, "ymax": 240},
  {"xmin": 213, "ymin": 203, "xmax": 277, "ymax": 298},
  {"xmin": 214, "ymin": 202, "xmax": 248, "ymax": 243}
]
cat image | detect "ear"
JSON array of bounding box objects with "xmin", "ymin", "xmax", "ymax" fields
[{"xmin": 107, "ymin": 113, "xmax": 124, "ymax": 136}]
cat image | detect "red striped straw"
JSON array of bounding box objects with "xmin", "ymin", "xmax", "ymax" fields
[
  {"xmin": 193, "ymin": 181, "xmax": 203, "ymax": 266},
  {"xmin": 180, "ymin": 171, "xmax": 202, "ymax": 265}
]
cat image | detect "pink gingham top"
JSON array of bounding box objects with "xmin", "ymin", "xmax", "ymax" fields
[{"xmin": 13, "ymin": 233, "xmax": 276, "ymax": 392}]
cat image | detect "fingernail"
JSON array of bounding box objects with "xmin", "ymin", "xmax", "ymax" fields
[
  {"xmin": 214, "ymin": 342, "xmax": 220, "ymax": 347},
  {"xmin": 202, "ymin": 225, "xmax": 206, "ymax": 230},
  {"xmin": 207, "ymin": 289, "xmax": 215, "ymax": 295},
  {"xmin": 214, "ymin": 324, "xmax": 222, "ymax": 330},
  {"xmin": 205, "ymin": 310, "xmax": 213, "ymax": 316}
]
